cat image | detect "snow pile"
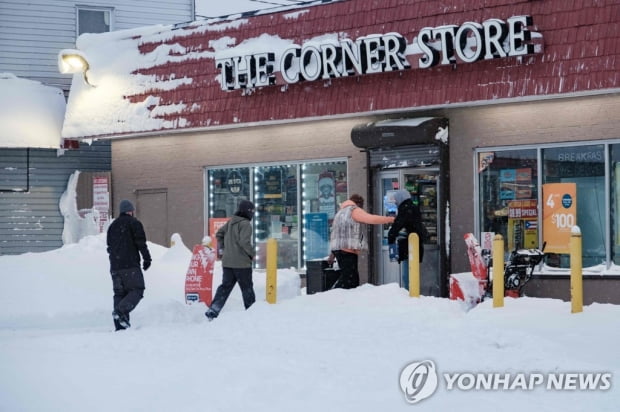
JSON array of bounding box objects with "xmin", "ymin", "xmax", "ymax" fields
[
  {"xmin": 0, "ymin": 235, "xmax": 619, "ymax": 411},
  {"xmin": 59, "ymin": 171, "xmax": 102, "ymax": 244},
  {"xmin": 0, "ymin": 73, "xmax": 65, "ymax": 148},
  {"xmin": 0, "ymin": 233, "xmax": 300, "ymax": 328}
]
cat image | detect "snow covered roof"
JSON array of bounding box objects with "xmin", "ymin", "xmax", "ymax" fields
[
  {"xmin": 0, "ymin": 73, "xmax": 65, "ymax": 149},
  {"xmin": 195, "ymin": 0, "xmax": 346, "ymax": 19},
  {"xmin": 60, "ymin": 0, "xmax": 620, "ymax": 140}
]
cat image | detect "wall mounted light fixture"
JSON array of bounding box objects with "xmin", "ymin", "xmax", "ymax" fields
[{"xmin": 58, "ymin": 49, "xmax": 95, "ymax": 87}]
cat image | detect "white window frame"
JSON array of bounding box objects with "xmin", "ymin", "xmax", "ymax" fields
[{"xmin": 76, "ymin": 5, "xmax": 114, "ymax": 37}]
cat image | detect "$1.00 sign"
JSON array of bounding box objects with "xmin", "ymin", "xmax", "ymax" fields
[{"xmin": 542, "ymin": 183, "xmax": 577, "ymax": 253}]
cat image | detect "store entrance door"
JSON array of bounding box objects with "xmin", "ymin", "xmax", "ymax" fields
[{"xmin": 373, "ymin": 168, "xmax": 441, "ymax": 296}]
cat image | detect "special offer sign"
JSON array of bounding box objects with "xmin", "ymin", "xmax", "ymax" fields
[
  {"xmin": 542, "ymin": 183, "xmax": 577, "ymax": 253},
  {"xmin": 184, "ymin": 244, "xmax": 215, "ymax": 306}
]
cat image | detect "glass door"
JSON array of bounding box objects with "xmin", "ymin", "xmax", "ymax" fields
[
  {"xmin": 374, "ymin": 168, "xmax": 442, "ymax": 296},
  {"xmin": 374, "ymin": 171, "xmax": 400, "ymax": 285},
  {"xmin": 402, "ymin": 169, "xmax": 441, "ymax": 296}
]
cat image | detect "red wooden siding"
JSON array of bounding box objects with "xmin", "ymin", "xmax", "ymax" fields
[{"xmin": 112, "ymin": 0, "xmax": 620, "ymax": 136}]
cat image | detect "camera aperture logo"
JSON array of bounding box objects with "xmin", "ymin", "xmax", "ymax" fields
[{"xmin": 399, "ymin": 360, "xmax": 438, "ymax": 404}]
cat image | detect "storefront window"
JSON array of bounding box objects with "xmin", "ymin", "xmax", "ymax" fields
[
  {"xmin": 254, "ymin": 165, "xmax": 298, "ymax": 269},
  {"xmin": 478, "ymin": 149, "xmax": 539, "ymax": 252},
  {"xmin": 208, "ymin": 167, "xmax": 251, "ymax": 219},
  {"xmin": 206, "ymin": 159, "xmax": 347, "ymax": 270},
  {"xmin": 207, "ymin": 167, "xmax": 251, "ymax": 259},
  {"xmin": 542, "ymin": 145, "xmax": 605, "ymax": 268},
  {"xmin": 611, "ymin": 145, "xmax": 620, "ymax": 266},
  {"xmin": 301, "ymin": 162, "xmax": 348, "ymax": 266}
]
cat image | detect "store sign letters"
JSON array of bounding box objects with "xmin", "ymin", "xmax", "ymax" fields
[{"xmin": 216, "ymin": 15, "xmax": 539, "ymax": 91}]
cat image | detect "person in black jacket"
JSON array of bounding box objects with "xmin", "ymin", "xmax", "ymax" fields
[
  {"xmin": 106, "ymin": 199, "xmax": 152, "ymax": 331},
  {"xmin": 387, "ymin": 190, "xmax": 428, "ymax": 290}
]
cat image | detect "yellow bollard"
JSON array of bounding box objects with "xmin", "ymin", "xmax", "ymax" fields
[
  {"xmin": 570, "ymin": 226, "xmax": 583, "ymax": 313},
  {"xmin": 266, "ymin": 238, "xmax": 278, "ymax": 304},
  {"xmin": 493, "ymin": 234, "xmax": 504, "ymax": 308},
  {"xmin": 408, "ymin": 233, "xmax": 420, "ymax": 297}
]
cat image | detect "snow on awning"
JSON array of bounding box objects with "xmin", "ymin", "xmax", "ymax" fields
[{"xmin": 0, "ymin": 73, "xmax": 65, "ymax": 149}]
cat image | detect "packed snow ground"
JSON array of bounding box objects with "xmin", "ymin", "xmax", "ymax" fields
[{"xmin": 1, "ymin": 234, "xmax": 618, "ymax": 411}]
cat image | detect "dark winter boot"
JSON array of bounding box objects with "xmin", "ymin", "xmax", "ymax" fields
[
  {"xmin": 205, "ymin": 308, "xmax": 218, "ymax": 321},
  {"xmin": 113, "ymin": 310, "xmax": 131, "ymax": 329}
]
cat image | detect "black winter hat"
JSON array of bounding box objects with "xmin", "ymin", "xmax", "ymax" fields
[
  {"xmin": 236, "ymin": 200, "xmax": 255, "ymax": 220},
  {"xmin": 119, "ymin": 199, "xmax": 135, "ymax": 214}
]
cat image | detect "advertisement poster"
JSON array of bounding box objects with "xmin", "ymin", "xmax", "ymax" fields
[
  {"xmin": 304, "ymin": 213, "xmax": 329, "ymax": 260},
  {"xmin": 92, "ymin": 176, "xmax": 110, "ymax": 233},
  {"xmin": 318, "ymin": 172, "xmax": 336, "ymax": 219},
  {"xmin": 264, "ymin": 169, "xmax": 283, "ymax": 199},
  {"xmin": 184, "ymin": 244, "xmax": 215, "ymax": 305},
  {"xmin": 481, "ymin": 232, "xmax": 495, "ymax": 251},
  {"xmin": 226, "ymin": 170, "xmax": 244, "ymax": 194},
  {"xmin": 507, "ymin": 199, "xmax": 538, "ymax": 250},
  {"xmin": 499, "ymin": 169, "xmax": 516, "ymax": 200},
  {"xmin": 515, "ymin": 168, "xmax": 532, "ymax": 199},
  {"xmin": 208, "ymin": 217, "xmax": 230, "ymax": 254},
  {"xmin": 478, "ymin": 152, "xmax": 494, "ymax": 173},
  {"xmin": 542, "ymin": 183, "xmax": 577, "ymax": 253}
]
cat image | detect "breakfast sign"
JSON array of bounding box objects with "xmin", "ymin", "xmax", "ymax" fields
[{"xmin": 215, "ymin": 15, "xmax": 541, "ymax": 91}]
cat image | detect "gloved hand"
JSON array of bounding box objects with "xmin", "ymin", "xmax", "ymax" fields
[
  {"xmin": 217, "ymin": 249, "xmax": 224, "ymax": 260},
  {"xmin": 388, "ymin": 244, "xmax": 398, "ymax": 262},
  {"xmin": 143, "ymin": 260, "xmax": 151, "ymax": 271}
]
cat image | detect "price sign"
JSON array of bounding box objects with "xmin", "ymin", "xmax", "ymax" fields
[{"xmin": 542, "ymin": 183, "xmax": 577, "ymax": 253}]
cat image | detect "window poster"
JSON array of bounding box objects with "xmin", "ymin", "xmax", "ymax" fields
[
  {"xmin": 226, "ymin": 170, "xmax": 244, "ymax": 194},
  {"xmin": 479, "ymin": 152, "xmax": 495, "ymax": 173},
  {"xmin": 481, "ymin": 232, "xmax": 495, "ymax": 251},
  {"xmin": 92, "ymin": 176, "xmax": 110, "ymax": 233},
  {"xmin": 318, "ymin": 172, "xmax": 336, "ymax": 219},
  {"xmin": 516, "ymin": 168, "xmax": 532, "ymax": 199},
  {"xmin": 499, "ymin": 169, "xmax": 516, "ymax": 200},
  {"xmin": 264, "ymin": 169, "xmax": 282, "ymax": 199},
  {"xmin": 507, "ymin": 199, "xmax": 538, "ymax": 250},
  {"xmin": 542, "ymin": 183, "xmax": 577, "ymax": 253},
  {"xmin": 304, "ymin": 212, "xmax": 329, "ymax": 260}
]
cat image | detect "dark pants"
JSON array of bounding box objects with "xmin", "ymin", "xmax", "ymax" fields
[
  {"xmin": 111, "ymin": 268, "xmax": 145, "ymax": 329},
  {"xmin": 333, "ymin": 250, "xmax": 359, "ymax": 289},
  {"xmin": 209, "ymin": 267, "xmax": 255, "ymax": 316}
]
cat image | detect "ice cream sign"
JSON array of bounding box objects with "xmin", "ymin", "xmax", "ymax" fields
[{"xmin": 215, "ymin": 15, "xmax": 541, "ymax": 91}]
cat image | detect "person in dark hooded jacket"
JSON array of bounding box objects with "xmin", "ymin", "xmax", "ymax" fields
[
  {"xmin": 106, "ymin": 199, "xmax": 152, "ymax": 331},
  {"xmin": 387, "ymin": 190, "xmax": 428, "ymax": 290},
  {"xmin": 205, "ymin": 199, "xmax": 256, "ymax": 320}
]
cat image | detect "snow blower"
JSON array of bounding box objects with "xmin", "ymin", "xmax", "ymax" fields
[{"xmin": 450, "ymin": 233, "xmax": 544, "ymax": 307}]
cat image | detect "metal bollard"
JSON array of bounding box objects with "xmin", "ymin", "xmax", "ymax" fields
[
  {"xmin": 493, "ymin": 234, "xmax": 504, "ymax": 308},
  {"xmin": 408, "ymin": 233, "xmax": 420, "ymax": 297},
  {"xmin": 266, "ymin": 238, "xmax": 278, "ymax": 304},
  {"xmin": 570, "ymin": 226, "xmax": 583, "ymax": 313}
]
